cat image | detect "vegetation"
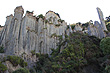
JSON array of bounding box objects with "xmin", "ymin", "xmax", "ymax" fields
[
  {"xmin": 71, "ymin": 25, "xmax": 75, "ymax": 29},
  {"xmin": 0, "ymin": 46, "xmax": 5, "ymax": 53},
  {"xmin": 31, "ymin": 50, "xmax": 36, "ymax": 56},
  {"xmin": 12, "ymin": 68, "xmax": 30, "ymax": 73},
  {"xmin": 106, "ymin": 16, "xmax": 110, "ymax": 22},
  {"xmin": 2, "ymin": 32, "xmax": 110, "ymax": 73},
  {"xmin": 0, "ymin": 61, "xmax": 7, "ymax": 73},
  {"xmin": 82, "ymin": 22, "xmax": 89, "ymax": 28},
  {"xmin": 55, "ymin": 24, "xmax": 60, "ymax": 26},
  {"xmin": 26, "ymin": 11, "xmax": 33, "ymax": 14},
  {"xmin": 58, "ymin": 19, "xmax": 64, "ymax": 23},
  {"xmin": 45, "ymin": 20, "xmax": 48, "ymax": 23},
  {"xmin": 7, "ymin": 55, "xmax": 27, "ymax": 67},
  {"xmin": 105, "ymin": 15, "xmax": 110, "ymax": 31},
  {"xmin": 104, "ymin": 30, "xmax": 109, "ymax": 34},
  {"xmin": 37, "ymin": 14, "xmax": 44, "ymax": 19},
  {"xmin": 76, "ymin": 22, "xmax": 81, "ymax": 25},
  {"xmin": 100, "ymin": 37, "xmax": 110, "ymax": 55},
  {"xmin": 1, "ymin": 32, "xmax": 110, "ymax": 73},
  {"xmin": 67, "ymin": 24, "xmax": 75, "ymax": 30},
  {"xmin": 51, "ymin": 33, "xmax": 57, "ymax": 37},
  {"xmin": 106, "ymin": 23, "xmax": 110, "ymax": 31},
  {"xmin": 32, "ymin": 32, "xmax": 104, "ymax": 73}
]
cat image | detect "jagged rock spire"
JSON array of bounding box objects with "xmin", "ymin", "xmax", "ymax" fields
[{"xmin": 96, "ymin": 7, "xmax": 107, "ymax": 31}]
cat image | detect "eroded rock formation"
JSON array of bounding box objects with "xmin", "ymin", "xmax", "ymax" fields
[
  {"xmin": 0, "ymin": 6, "xmax": 67, "ymax": 56},
  {"xmin": 87, "ymin": 7, "xmax": 107, "ymax": 39}
]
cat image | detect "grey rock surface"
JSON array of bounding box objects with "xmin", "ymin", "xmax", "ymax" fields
[
  {"xmin": 0, "ymin": 6, "xmax": 67, "ymax": 60},
  {"xmin": 97, "ymin": 7, "xmax": 107, "ymax": 31}
]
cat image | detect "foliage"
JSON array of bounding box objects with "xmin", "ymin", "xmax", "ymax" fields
[
  {"xmin": 100, "ymin": 37, "xmax": 110, "ymax": 55},
  {"xmin": 58, "ymin": 19, "xmax": 64, "ymax": 23},
  {"xmin": 51, "ymin": 33, "xmax": 57, "ymax": 37},
  {"xmin": 71, "ymin": 25, "xmax": 75, "ymax": 29},
  {"xmin": 45, "ymin": 20, "xmax": 48, "ymax": 23},
  {"xmin": 55, "ymin": 13, "xmax": 60, "ymax": 18},
  {"xmin": 7, "ymin": 55, "xmax": 27, "ymax": 67},
  {"xmin": 82, "ymin": 22, "xmax": 89, "ymax": 28},
  {"xmin": 104, "ymin": 30, "xmax": 109, "ymax": 34},
  {"xmin": 0, "ymin": 46, "xmax": 5, "ymax": 53},
  {"xmin": 106, "ymin": 16, "xmax": 110, "ymax": 22},
  {"xmin": 0, "ymin": 61, "xmax": 7, "ymax": 73},
  {"xmin": 31, "ymin": 50, "xmax": 36, "ymax": 56},
  {"xmin": 26, "ymin": 11, "xmax": 33, "ymax": 14},
  {"xmin": 33, "ymin": 32, "xmax": 102, "ymax": 73},
  {"xmin": 55, "ymin": 24, "xmax": 60, "ymax": 26},
  {"xmin": 105, "ymin": 65, "xmax": 110, "ymax": 73},
  {"xmin": 37, "ymin": 14, "xmax": 44, "ymax": 19},
  {"xmin": 76, "ymin": 22, "xmax": 81, "ymax": 25},
  {"xmin": 12, "ymin": 68, "xmax": 30, "ymax": 73},
  {"xmin": 106, "ymin": 23, "xmax": 110, "ymax": 31}
]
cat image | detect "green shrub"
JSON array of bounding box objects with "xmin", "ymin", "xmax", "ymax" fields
[
  {"xmin": 45, "ymin": 20, "xmax": 48, "ymax": 23},
  {"xmin": 26, "ymin": 11, "xmax": 33, "ymax": 14},
  {"xmin": 7, "ymin": 56, "xmax": 27, "ymax": 67},
  {"xmin": 31, "ymin": 50, "xmax": 36, "ymax": 56},
  {"xmin": 106, "ymin": 23, "xmax": 110, "ymax": 31},
  {"xmin": 71, "ymin": 25, "xmax": 75, "ymax": 29},
  {"xmin": 55, "ymin": 24, "xmax": 60, "ymax": 26},
  {"xmin": 58, "ymin": 19, "xmax": 64, "ymax": 23},
  {"xmin": 12, "ymin": 68, "xmax": 30, "ymax": 73},
  {"xmin": 33, "ymin": 32, "xmax": 102, "ymax": 73},
  {"xmin": 0, "ymin": 61, "xmax": 7, "ymax": 72},
  {"xmin": 104, "ymin": 30, "xmax": 109, "ymax": 34},
  {"xmin": 105, "ymin": 65, "xmax": 110, "ymax": 73},
  {"xmin": 37, "ymin": 14, "xmax": 44, "ymax": 19},
  {"xmin": 0, "ymin": 46, "xmax": 5, "ymax": 53},
  {"xmin": 100, "ymin": 37, "xmax": 110, "ymax": 55}
]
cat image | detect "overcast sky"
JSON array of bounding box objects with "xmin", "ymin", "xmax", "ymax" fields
[{"xmin": 0, "ymin": 0, "xmax": 110, "ymax": 25}]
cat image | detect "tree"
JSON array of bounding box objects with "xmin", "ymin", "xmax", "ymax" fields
[
  {"xmin": 76, "ymin": 22, "xmax": 81, "ymax": 25},
  {"xmin": 106, "ymin": 23, "xmax": 110, "ymax": 31},
  {"xmin": 100, "ymin": 37, "xmax": 110, "ymax": 55},
  {"xmin": 12, "ymin": 68, "xmax": 30, "ymax": 73},
  {"xmin": 0, "ymin": 62, "xmax": 7, "ymax": 73},
  {"xmin": 106, "ymin": 16, "xmax": 110, "ymax": 22},
  {"xmin": 37, "ymin": 14, "xmax": 44, "ymax": 19},
  {"xmin": 82, "ymin": 22, "xmax": 89, "ymax": 28}
]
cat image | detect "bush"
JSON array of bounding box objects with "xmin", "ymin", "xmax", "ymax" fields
[
  {"xmin": 7, "ymin": 56, "xmax": 27, "ymax": 67},
  {"xmin": 45, "ymin": 20, "xmax": 48, "ymax": 23},
  {"xmin": 0, "ymin": 61, "xmax": 7, "ymax": 72},
  {"xmin": 37, "ymin": 14, "xmax": 44, "ymax": 19},
  {"xmin": 58, "ymin": 19, "xmax": 64, "ymax": 23},
  {"xmin": 33, "ymin": 32, "xmax": 102, "ymax": 73},
  {"xmin": 0, "ymin": 46, "xmax": 5, "ymax": 53},
  {"xmin": 12, "ymin": 68, "xmax": 30, "ymax": 73},
  {"xmin": 71, "ymin": 25, "xmax": 75, "ymax": 30},
  {"xmin": 100, "ymin": 37, "xmax": 110, "ymax": 55},
  {"xmin": 106, "ymin": 23, "xmax": 110, "ymax": 31},
  {"xmin": 31, "ymin": 50, "xmax": 36, "ymax": 56}
]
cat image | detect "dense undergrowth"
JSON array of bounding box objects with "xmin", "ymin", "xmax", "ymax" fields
[{"xmin": 29, "ymin": 32, "xmax": 110, "ymax": 73}]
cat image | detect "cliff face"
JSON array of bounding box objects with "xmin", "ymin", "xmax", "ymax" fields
[{"xmin": 0, "ymin": 6, "xmax": 67, "ymax": 56}]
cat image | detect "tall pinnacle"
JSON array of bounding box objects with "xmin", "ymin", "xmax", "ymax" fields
[{"xmin": 96, "ymin": 7, "xmax": 107, "ymax": 31}]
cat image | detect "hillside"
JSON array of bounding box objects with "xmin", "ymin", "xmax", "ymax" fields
[{"xmin": 0, "ymin": 6, "xmax": 110, "ymax": 73}]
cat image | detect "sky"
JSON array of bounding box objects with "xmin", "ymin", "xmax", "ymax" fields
[{"xmin": 0, "ymin": 0, "xmax": 110, "ymax": 26}]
